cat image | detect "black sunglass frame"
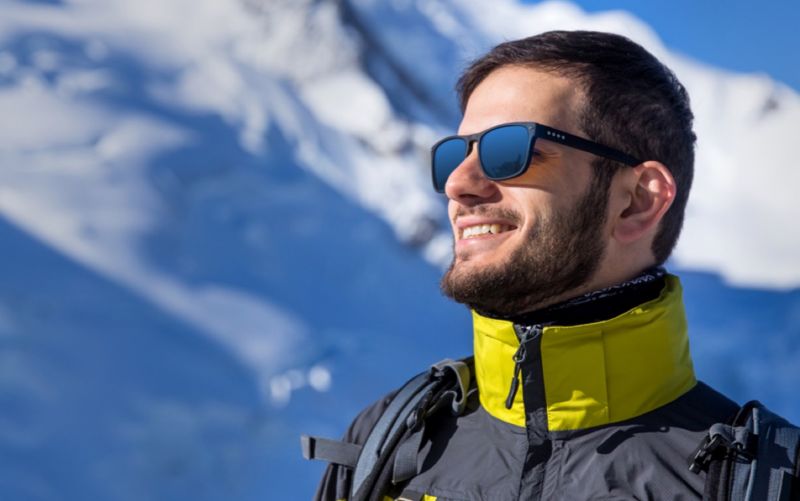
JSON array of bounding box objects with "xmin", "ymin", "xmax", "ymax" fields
[{"xmin": 431, "ymin": 121, "xmax": 642, "ymax": 193}]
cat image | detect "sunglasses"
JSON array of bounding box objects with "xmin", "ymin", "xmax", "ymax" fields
[{"xmin": 430, "ymin": 121, "xmax": 642, "ymax": 193}]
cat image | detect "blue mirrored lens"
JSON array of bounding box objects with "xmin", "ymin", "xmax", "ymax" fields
[
  {"xmin": 479, "ymin": 125, "xmax": 530, "ymax": 179},
  {"xmin": 433, "ymin": 138, "xmax": 467, "ymax": 191}
]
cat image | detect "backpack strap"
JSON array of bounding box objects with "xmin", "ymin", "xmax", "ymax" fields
[
  {"xmin": 302, "ymin": 357, "xmax": 473, "ymax": 501},
  {"xmin": 689, "ymin": 400, "xmax": 800, "ymax": 501},
  {"xmin": 391, "ymin": 358, "xmax": 472, "ymax": 484},
  {"xmin": 350, "ymin": 358, "xmax": 472, "ymax": 501},
  {"xmin": 301, "ymin": 435, "xmax": 362, "ymax": 468},
  {"xmin": 350, "ymin": 369, "xmax": 437, "ymax": 500}
]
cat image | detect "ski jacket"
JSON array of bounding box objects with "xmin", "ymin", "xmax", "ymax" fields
[{"xmin": 314, "ymin": 274, "xmax": 742, "ymax": 500}]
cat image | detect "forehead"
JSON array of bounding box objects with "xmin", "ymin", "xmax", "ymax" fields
[{"xmin": 459, "ymin": 65, "xmax": 584, "ymax": 136}]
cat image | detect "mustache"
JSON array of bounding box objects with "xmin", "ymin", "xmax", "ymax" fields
[{"xmin": 452, "ymin": 205, "xmax": 522, "ymax": 226}]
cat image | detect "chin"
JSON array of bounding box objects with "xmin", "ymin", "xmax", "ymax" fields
[{"xmin": 452, "ymin": 252, "xmax": 498, "ymax": 273}]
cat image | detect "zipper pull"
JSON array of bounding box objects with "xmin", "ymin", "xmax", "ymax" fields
[
  {"xmin": 504, "ymin": 325, "xmax": 541, "ymax": 410},
  {"xmin": 505, "ymin": 343, "xmax": 526, "ymax": 409}
]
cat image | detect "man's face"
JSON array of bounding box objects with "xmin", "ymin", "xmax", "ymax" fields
[{"xmin": 440, "ymin": 65, "xmax": 613, "ymax": 316}]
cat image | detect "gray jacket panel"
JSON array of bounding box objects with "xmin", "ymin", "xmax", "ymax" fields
[{"xmin": 401, "ymin": 381, "xmax": 737, "ymax": 500}]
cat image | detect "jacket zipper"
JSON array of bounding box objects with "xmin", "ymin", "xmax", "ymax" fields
[{"xmin": 505, "ymin": 325, "xmax": 542, "ymax": 409}]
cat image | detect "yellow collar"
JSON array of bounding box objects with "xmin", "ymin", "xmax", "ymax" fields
[{"xmin": 472, "ymin": 275, "xmax": 696, "ymax": 431}]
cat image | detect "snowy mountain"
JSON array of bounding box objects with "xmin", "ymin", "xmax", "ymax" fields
[{"xmin": 0, "ymin": 0, "xmax": 798, "ymax": 499}]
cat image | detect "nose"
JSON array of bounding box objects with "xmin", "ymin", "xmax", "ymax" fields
[{"xmin": 444, "ymin": 148, "xmax": 500, "ymax": 204}]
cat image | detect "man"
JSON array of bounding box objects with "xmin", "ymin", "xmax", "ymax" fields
[{"xmin": 307, "ymin": 31, "xmax": 797, "ymax": 500}]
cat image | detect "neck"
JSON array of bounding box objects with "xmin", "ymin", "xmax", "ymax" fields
[{"xmin": 476, "ymin": 266, "xmax": 666, "ymax": 326}]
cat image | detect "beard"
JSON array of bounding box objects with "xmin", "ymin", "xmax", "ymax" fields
[{"xmin": 440, "ymin": 178, "xmax": 609, "ymax": 317}]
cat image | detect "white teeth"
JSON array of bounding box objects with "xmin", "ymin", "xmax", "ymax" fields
[{"xmin": 462, "ymin": 224, "xmax": 509, "ymax": 239}]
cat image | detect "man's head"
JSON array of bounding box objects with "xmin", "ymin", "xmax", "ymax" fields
[{"xmin": 439, "ymin": 31, "xmax": 696, "ymax": 317}]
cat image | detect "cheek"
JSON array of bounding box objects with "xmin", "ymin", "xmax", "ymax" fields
[
  {"xmin": 447, "ymin": 203, "xmax": 458, "ymax": 231},
  {"xmin": 510, "ymin": 191, "xmax": 556, "ymax": 229}
]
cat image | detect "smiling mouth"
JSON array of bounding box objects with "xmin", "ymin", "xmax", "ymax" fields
[{"xmin": 460, "ymin": 224, "xmax": 515, "ymax": 239}]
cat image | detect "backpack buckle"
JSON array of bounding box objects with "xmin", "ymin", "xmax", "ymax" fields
[
  {"xmin": 406, "ymin": 390, "xmax": 435, "ymax": 432},
  {"xmin": 689, "ymin": 433, "xmax": 723, "ymax": 474},
  {"xmin": 689, "ymin": 424, "xmax": 756, "ymax": 474}
]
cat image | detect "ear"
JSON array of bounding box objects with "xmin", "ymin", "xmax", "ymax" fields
[{"xmin": 612, "ymin": 161, "xmax": 676, "ymax": 245}]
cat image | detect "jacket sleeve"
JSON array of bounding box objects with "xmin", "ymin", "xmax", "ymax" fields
[{"xmin": 313, "ymin": 391, "xmax": 397, "ymax": 501}]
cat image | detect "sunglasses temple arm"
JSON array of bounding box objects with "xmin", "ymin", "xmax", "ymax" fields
[{"xmin": 536, "ymin": 125, "xmax": 642, "ymax": 166}]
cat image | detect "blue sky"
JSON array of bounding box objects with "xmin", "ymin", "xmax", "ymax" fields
[{"xmin": 525, "ymin": 0, "xmax": 800, "ymax": 91}]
